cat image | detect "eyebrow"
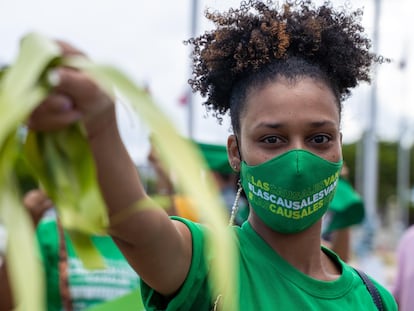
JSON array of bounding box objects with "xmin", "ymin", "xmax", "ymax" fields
[
  {"xmin": 254, "ymin": 120, "xmax": 338, "ymax": 130},
  {"xmin": 307, "ymin": 120, "xmax": 338, "ymax": 128}
]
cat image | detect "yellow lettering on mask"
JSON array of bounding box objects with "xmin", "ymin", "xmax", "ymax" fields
[
  {"xmin": 276, "ymin": 206, "xmax": 284, "ymax": 216},
  {"xmin": 301, "ymin": 208, "xmax": 308, "ymax": 218},
  {"xmin": 323, "ymin": 172, "xmax": 339, "ymax": 187},
  {"xmin": 293, "ymin": 211, "xmax": 301, "ymax": 219},
  {"xmin": 269, "ymin": 204, "xmax": 277, "ymax": 214},
  {"xmin": 250, "ymin": 176, "xmax": 270, "ymax": 191},
  {"xmin": 313, "ymin": 200, "xmax": 323, "ymax": 211},
  {"xmin": 284, "ymin": 209, "xmax": 292, "ymax": 218}
]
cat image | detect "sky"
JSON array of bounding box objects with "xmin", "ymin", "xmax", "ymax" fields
[{"xmin": 1, "ymin": 0, "xmax": 413, "ymax": 164}]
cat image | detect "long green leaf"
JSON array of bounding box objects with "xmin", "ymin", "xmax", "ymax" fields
[
  {"xmin": 24, "ymin": 126, "xmax": 108, "ymax": 235},
  {"xmin": 0, "ymin": 173, "xmax": 45, "ymax": 311},
  {"xmin": 0, "ymin": 33, "xmax": 60, "ymax": 147},
  {"xmin": 0, "ymin": 32, "xmax": 60, "ymax": 311}
]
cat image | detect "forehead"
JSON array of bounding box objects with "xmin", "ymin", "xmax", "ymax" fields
[{"xmin": 241, "ymin": 76, "xmax": 340, "ymax": 126}]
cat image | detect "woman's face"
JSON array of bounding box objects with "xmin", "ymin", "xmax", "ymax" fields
[{"xmin": 228, "ymin": 77, "xmax": 342, "ymax": 168}]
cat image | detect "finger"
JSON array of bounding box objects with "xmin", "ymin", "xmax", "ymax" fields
[
  {"xmin": 52, "ymin": 68, "xmax": 114, "ymax": 123},
  {"xmin": 54, "ymin": 67, "xmax": 105, "ymax": 101},
  {"xmin": 27, "ymin": 109, "xmax": 82, "ymax": 131},
  {"xmin": 28, "ymin": 91, "xmax": 82, "ymax": 129},
  {"xmin": 55, "ymin": 40, "xmax": 87, "ymax": 58},
  {"xmin": 40, "ymin": 93, "xmax": 74, "ymax": 113}
]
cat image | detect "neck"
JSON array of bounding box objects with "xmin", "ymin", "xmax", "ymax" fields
[{"xmin": 248, "ymin": 213, "xmax": 340, "ymax": 280}]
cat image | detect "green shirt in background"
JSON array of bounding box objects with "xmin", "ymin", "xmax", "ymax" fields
[
  {"xmin": 322, "ymin": 177, "xmax": 365, "ymax": 236},
  {"xmin": 37, "ymin": 217, "xmax": 141, "ymax": 311},
  {"xmin": 142, "ymin": 217, "xmax": 397, "ymax": 310}
]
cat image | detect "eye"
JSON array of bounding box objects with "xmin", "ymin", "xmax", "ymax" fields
[
  {"xmin": 261, "ymin": 136, "xmax": 283, "ymax": 144},
  {"xmin": 310, "ymin": 134, "xmax": 330, "ymax": 144}
]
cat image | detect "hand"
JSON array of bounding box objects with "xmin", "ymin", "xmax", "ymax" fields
[
  {"xmin": 27, "ymin": 40, "xmax": 115, "ymax": 136},
  {"xmin": 23, "ymin": 189, "xmax": 54, "ymax": 226}
]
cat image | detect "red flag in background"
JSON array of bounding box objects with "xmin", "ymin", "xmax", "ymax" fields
[{"xmin": 178, "ymin": 90, "xmax": 189, "ymax": 106}]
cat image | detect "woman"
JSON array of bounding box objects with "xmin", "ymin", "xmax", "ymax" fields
[{"xmin": 28, "ymin": 0, "xmax": 397, "ymax": 309}]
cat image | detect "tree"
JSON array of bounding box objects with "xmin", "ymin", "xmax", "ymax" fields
[{"xmin": 342, "ymin": 140, "xmax": 414, "ymax": 224}]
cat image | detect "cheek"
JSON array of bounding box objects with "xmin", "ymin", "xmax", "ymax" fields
[
  {"xmin": 238, "ymin": 140, "xmax": 254, "ymax": 165},
  {"xmin": 240, "ymin": 145, "xmax": 269, "ymax": 166},
  {"xmin": 329, "ymin": 144, "xmax": 342, "ymax": 162}
]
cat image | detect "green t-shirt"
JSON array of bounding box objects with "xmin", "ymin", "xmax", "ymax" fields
[
  {"xmin": 141, "ymin": 218, "xmax": 397, "ymax": 310},
  {"xmin": 322, "ymin": 177, "xmax": 365, "ymax": 236},
  {"xmin": 37, "ymin": 217, "xmax": 140, "ymax": 311}
]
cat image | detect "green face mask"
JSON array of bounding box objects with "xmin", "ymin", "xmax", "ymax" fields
[{"xmin": 240, "ymin": 149, "xmax": 343, "ymax": 234}]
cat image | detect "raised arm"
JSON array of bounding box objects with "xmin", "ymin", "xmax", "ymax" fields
[{"xmin": 28, "ymin": 42, "xmax": 192, "ymax": 296}]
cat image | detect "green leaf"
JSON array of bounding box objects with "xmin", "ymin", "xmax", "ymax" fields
[
  {"xmin": 0, "ymin": 32, "xmax": 61, "ymax": 311},
  {"xmin": 0, "ymin": 134, "xmax": 45, "ymax": 311},
  {"xmin": 23, "ymin": 125, "xmax": 108, "ymax": 236},
  {"xmin": 85, "ymin": 289, "xmax": 144, "ymax": 311},
  {"xmin": 67, "ymin": 231, "xmax": 105, "ymax": 269},
  {"xmin": 0, "ymin": 33, "xmax": 60, "ymax": 147}
]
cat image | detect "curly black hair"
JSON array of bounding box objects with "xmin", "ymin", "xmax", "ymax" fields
[{"xmin": 186, "ymin": 0, "xmax": 383, "ymax": 134}]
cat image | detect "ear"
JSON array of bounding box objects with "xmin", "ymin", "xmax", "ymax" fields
[{"xmin": 227, "ymin": 134, "xmax": 241, "ymax": 172}]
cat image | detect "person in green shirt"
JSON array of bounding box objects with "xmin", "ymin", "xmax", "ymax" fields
[
  {"xmin": 37, "ymin": 216, "xmax": 141, "ymax": 311},
  {"xmin": 27, "ymin": 0, "xmax": 397, "ymax": 310},
  {"xmin": 322, "ymin": 162, "xmax": 365, "ymax": 262},
  {"xmin": 197, "ymin": 142, "xmax": 249, "ymax": 226},
  {"xmin": 0, "ymin": 189, "xmax": 141, "ymax": 311}
]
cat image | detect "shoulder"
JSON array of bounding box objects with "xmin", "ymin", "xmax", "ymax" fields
[
  {"xmin": 399, "ymin": 226, "xmax": 414, "ymax": 245},
  {"xmin": 142, "ymin": 217, "xmax": 213, "ymax": 310},
  {"xmin": 395, "ymin": 226, "xmax": 414, "ymax": 257},
  {"xmin": 351, "ymin": 267, "xmax": 398, "ymax": 310},
  {"xmin": 170, "ymin": 216, "xmax": 207, "ymax": 240},
  {"xmin": 170, "ymin": 216, "xmax": 211, "ymax": 258},
  {"xmin": 370, "ymin": 276, "xmax": 398, "ymax": 310},
  {"xmin": 323, "ymin": 248, "xmax": 397, "ymax": 309}
]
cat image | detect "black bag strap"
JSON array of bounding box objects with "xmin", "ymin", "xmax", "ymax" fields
[{"xmin": 354, "ymin": 268, "xmax": 384, "ymax": 311}]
